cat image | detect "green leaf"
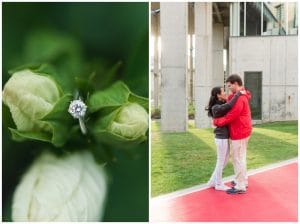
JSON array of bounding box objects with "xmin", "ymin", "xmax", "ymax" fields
[
  {"xmin": 93, "ymin": 130, "xmax": 147, "ymax": 149},
  {"xmin": 9, "ymin": 128, "xmax": 52, "ymax": 143},
  {"xmin": 42, "ymin": 94, "xmax": 74, "ymax": 147},
  {"xmin": 87, "ymin": 81, "xmax": 130, "ymax": 113},
  {"xmin": 8, "ymin": 63, "xmax": 54, "ymax": 75},
  {"xmin": 8, "ymin": 94, "xmax": 74, "ymax": 147},
  {"xmin": 128, "ymin": 93, "xmax": 148, "ymax": 112},
  {"xmin": 74, "ymin": 73, "xmax": 95, "ymax": 98},
  {"xmin": 42, "ymin": 94, "xmax": 73, "ymax": 121},
  {"xmin": 91, "ymin": 106, "xmax": 147, "ymax": 148},
  {"xmin": 48, "ymin": 122, "xmax": 72, "ymax": 147},
  {"xmin": 92, "ymin": 107, "xmax": 121, "ymax": 130}
]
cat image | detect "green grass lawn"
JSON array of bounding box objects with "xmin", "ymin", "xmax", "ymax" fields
[{"xmin": 151, "ymin": 120, "xmax": 298, "ymax": 197}]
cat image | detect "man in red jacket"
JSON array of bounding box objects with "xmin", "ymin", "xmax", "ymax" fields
[{"xmin": 213, "ymin": 74, "xmax": 252, "ymax": 194}]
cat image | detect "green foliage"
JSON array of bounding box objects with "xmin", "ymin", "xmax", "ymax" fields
[
  {"xmin": 151, "ymin": 107, "xmax": 161, "ymax": 119},
  {"xmin": 87, "ymin": 82, "xmax": 148, "ymax": 148},
  {"xmin": 92, "ymin": 129, "xmax": 147, "ymax": 149},
  {"xmin": 3, "ymin": 2, "xmax": 149, "ymax": 222},
  {"xmin": 88, "ymin": 81, "xmax": 148, "ymax": 113},
  {"xmin": 8, "ymin": 94, "xmax": 73, "ymax": 147},
  {"xmin": 123, "ymin": 31, "xmax": 149, "ymax": 97},
  {"xmin": 88, "ymin": 81, "xmax": 131, "ymax": 112},
  {"xmin": 188, "ymin": 103, "xmax": 195, "ymax": 119}
]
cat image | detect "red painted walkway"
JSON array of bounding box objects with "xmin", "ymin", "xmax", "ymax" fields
[{"xmin": 151, "ymin": 162, "xmax": 298, "ymax": 222}]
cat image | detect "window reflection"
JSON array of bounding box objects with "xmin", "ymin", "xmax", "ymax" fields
[
  {"xmin": 262, "ymin": 2, "xmax": 286, "ymax": 35},
  {"xmin": 246, "ymin": 2, "xmax": 261, "ymax": 36},
  {"xmin": 288, "ymin": 2, "xmax": 298, "ymax": 35},
  {"xmin": 240, "ymin": 2, "xmax": 245, "ymax": 36},
  {"xmin": 232, "ymin": 2, "xmax": 298, "ymax": 37}
]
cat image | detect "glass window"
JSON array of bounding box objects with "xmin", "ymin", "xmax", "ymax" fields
[
  {"xmin": 231, "ymin": 2, "xmax": 298, "ymax": 37},
  {"xmin": 262, "ymin": 2, "xmax": 287, "ymax": 35},
  {"xmin": 240, "ymin": 2, "xmax": 245, "ymax": 36},
  {"xmin": 246, "ymin": 2, "xmax": 262, "ymax": 36},
  {"xmin": 276, "ymin": 3, "xmax": 286, "ymax": 34},
  {"xmin": 244, "ymin": 72, "xmax": 262, "ymax": 120},
  {"xmin": 288, "ymin": 2, "xmax": 298, "ymax": 35}
]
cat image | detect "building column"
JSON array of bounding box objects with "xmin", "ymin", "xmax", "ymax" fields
[
  {"xmin": 230, "ymin": 2, "xmax": 240, "ymax": 36},
  {"xmin": 224, "ymin": 26, "xmax": 229, "ymax": 79},
  {"xmin": 153, "ymin": 14, "xmax": 160, "ymax": 111},
  {"xmin": 160, "ymin": 2, "xmax": 188, "ymax": 132},
  {"xmin": 212, "ymin": 23, "xmax": 224, "ymax": 86},
  {"xmin": 194, "ymin": 2, "xmax": 213, "ymax": 128},
  {"xmin": 188, "ymin": 34, "xmax": 194, "ymax": 104}
]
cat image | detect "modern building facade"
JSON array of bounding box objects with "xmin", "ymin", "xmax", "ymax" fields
[{"xmin": 151, "ymin": 2, "xmax": 298, "ymax": 131}]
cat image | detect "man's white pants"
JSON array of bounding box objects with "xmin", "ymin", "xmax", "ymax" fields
[
  {"xmin": 231, "ymin": 137, "xmax": 250, "ymax": 191},
  {"xmin": 209, "ymin": 138, "xmax": 230, "ymax": 186}
]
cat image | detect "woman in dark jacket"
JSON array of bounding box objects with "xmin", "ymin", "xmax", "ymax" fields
[{"xmin": 206, "ymin": 86, "xmax": 243, "ymax": 191}]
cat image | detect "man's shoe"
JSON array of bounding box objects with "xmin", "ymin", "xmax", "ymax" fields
[
  {"xmin": 226, "ymin": 187, "xmax": 246, "ymax": 194},
  {"xmin": 215, "ymin": 184, "xmax": 231, "ymax": 191},
  {"xmin": 231, "ymin": 181, "xmax": 236, "ymax": 187}
]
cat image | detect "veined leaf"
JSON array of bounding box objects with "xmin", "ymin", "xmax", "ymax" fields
[
  {"xmin": 128, "ymin": 93, "xmax": 148, "ymax": 112},
  {"xmin": 8, "ymin": 94, "xmax": 74, "ymax": 147},
  {"xmin": 9, "ymin": 128, "xmax": 52, "ymax": 143},
  {"xmin": 87, "ymin": 81, "xmax": 130, "ymax": 113},
  {"xmin": 93, "ymin": 130, "xmax": 147, "ymax": 149},
  {"xmin": 42, "ymin": 94, "xmax": 73, "ymax": 121}
]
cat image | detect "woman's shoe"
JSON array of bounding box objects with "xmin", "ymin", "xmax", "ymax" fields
[
  {"xmin": 231, "ymin": 181, "xmax": 248, "ymax": 188},
  {"xmin": 215, "ymin": 184, "xmax": 231, "ymax": 191}
]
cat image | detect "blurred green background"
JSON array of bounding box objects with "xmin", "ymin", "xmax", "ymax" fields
[{"xmin": 2, "ymin": 2, "xmax": 149, "ymax": 221}]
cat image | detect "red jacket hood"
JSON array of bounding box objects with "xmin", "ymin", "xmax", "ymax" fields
[
  {"xmin": 244, "ymin": 89, "xmax": 251, "ymax": 100},
  {"xmin": 228, "ymin": 89, "xmax": 251, "ymax": 101}
]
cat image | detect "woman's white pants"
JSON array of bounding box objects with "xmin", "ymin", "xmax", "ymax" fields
[{"xmin": 208, "ymin": 138, "xmax": 230, "ymax": 186}]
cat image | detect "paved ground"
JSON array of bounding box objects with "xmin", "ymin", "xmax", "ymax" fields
[{"xmin": 151, "ymin": 160, "xmax": 298, "ymax": 222}]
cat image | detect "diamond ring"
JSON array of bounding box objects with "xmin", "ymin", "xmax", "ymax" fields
[{"xmin": 68, "ymin": 98, "xmax": 87, "ymax": 135}]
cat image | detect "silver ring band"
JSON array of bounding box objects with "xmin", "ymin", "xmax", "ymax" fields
[{"xmin": 79, "ymin": 117, "xmax": 87, "ymax": 135}]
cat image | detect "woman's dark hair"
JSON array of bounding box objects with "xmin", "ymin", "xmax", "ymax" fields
[{"xmin": 205, "ymin": 86, "xmax": 222, "ymax": 117}]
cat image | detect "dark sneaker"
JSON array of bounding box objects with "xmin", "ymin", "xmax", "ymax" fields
[
  {"xmin": 226, "ymin": 187, "xmax": 246, "ymax": 194},
  {"xmin": 231, "ymin": 181, "xmax": 236, "ymax": 187}
]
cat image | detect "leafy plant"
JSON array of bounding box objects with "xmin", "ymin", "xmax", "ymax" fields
[{"xmin": 3, "ymin": 2, "xmax": 149, "ymax": 222}]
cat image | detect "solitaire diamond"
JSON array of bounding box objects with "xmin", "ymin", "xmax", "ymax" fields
[{"xmin": 68, "ymin": 100, "xmax": 87, "ymax": 119}]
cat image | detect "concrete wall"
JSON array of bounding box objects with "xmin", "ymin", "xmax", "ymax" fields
[{"xmin": 229, "ymin": 35, "xmax": 298, "ymax": 122}]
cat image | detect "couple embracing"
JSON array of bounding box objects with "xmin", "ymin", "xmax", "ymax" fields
[{"xmin": 206, "ymin": 74, "xmax": 252, "ymax": 195}]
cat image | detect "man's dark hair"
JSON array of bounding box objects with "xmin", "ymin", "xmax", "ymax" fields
[{"xmin": 226, "ymin": 74, "xmax": 243, "ymax": 86}]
